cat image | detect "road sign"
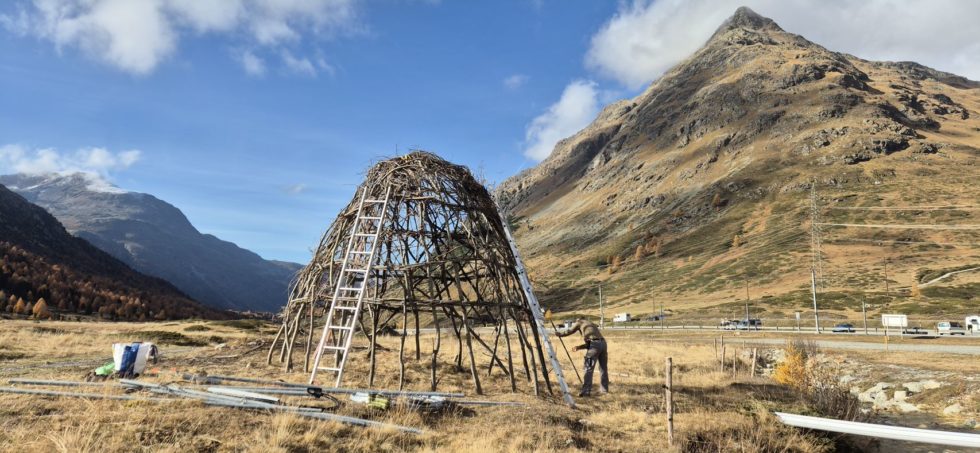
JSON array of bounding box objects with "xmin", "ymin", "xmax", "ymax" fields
[{"xmin": 881, "ymin": 314, "xmax": 908, "ymax": 328}]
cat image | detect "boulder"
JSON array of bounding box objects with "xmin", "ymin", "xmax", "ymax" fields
[
  {"xmin": 943, "ymin": 403, "xmax": 963, "ymax": 415},
  {"xmin": 903, "ymin": 382, "xmax": 924, "ymax": 393}
]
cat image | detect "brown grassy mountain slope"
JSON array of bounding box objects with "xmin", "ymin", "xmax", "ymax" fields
[
  {"xmin": 497, "ymin": 7, "xmax": 980, "ymax": 320},
  {"xmin": 0, "ymin": 184, "xmax": 230, "ymax": 321}
]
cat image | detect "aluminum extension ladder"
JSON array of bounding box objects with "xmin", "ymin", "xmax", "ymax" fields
[
  {"xmin": 309, "ymin": 185, "xmax": 391, "ymax": 386},
  {"xmin": 499, "ymin": 216, "xmax": 576, "ymax": 408}
]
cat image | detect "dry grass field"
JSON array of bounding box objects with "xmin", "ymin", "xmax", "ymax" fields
[{"xmin": 0, "ymin": 319, "xmax": 976, "ymax": 452}]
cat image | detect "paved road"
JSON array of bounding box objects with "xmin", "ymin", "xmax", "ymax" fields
[{"xmin": 615, "ymin": 335, "xmax": 980, "ymax": 355}]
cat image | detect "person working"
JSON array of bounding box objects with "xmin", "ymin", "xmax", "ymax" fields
[{"xmin": 556, "ymin": 317, "xmax": 608, "ymax": 397}]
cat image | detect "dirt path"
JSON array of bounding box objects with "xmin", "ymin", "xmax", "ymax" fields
[{"xmin": 920, "ymin": 266, "xmax": 980, "ymax": 287}]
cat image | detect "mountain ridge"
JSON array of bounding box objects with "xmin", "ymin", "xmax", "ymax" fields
[
  {"xmin": 0, "ymin": 173, "xmax": 302, "ymax": 312},
  {"xmin": 0, "ymin": 183, "xmax": 227, "ymax": 320},
  {"xmin": 497, "ymin": 7, "xmax": 980, "ymax": 317}
]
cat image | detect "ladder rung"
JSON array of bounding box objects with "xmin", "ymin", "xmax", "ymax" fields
[
  {"xmin": 360, "ymin": 216, "xmax": 382, "ymax": 221},
  {"xmin": 363, "ymin": 199, "xmax": 386, "ymax": 203},
  {"xmin": 328, "ymin": 325, "xmax": 354, "ymax": 331},
  {"xmin": 334, "ymin": 296, "xmax": 361, "ymax": 301},
  {"xmin": 349, "ymin": 250, "xmax": 372, "ymax": 255},
  {"xmin": 354, "ymin": 233, "xmax": 377, "ymax": 238},
  {"xmin": 322, "ymin": 345, "xmax": 347, "ymax": 351},
  {"xmin": 344, "ymin": 268, "xmax": 368, "ymax": 273},
  {"xmin": 318, "ymin": 366, "xmax": 342, "ymax": 372},
  {"xmin": 337, "ymin": 287, "xmax": 363, "ymax": 292},
  {"xmin": 333, "ymin": 306, "xmax": 358, "ymax": 311}
]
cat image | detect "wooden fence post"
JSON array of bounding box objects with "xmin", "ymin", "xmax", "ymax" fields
[
  {"xmin": 750, "ymin": 348, "xmax": 758, "ymax": 378},
  {"xmin": 666, "ymin": 357, "xmax": 674, "ymax": 446},
  {"xmin": 720, "ymin": 345, "xmax": 726, "ymax": 373}
]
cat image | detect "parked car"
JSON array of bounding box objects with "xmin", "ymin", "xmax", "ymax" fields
[
  {"xmin": 831, "ymin": 323, "xmax": 855, "ymax": 333},
  {"xmin": 735, "ymin": 319, "xmax": 762, "ymax": 330},
  {"xmin": 937, "ymin": 321, "xmax": 967, "ymax": 335}
]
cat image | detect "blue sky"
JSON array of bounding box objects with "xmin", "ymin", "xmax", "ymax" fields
[{"xmin": 2, "ymin": 0, "xmax": 978, "ymax": 263}]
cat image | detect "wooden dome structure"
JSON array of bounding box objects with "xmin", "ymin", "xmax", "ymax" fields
[{"xmin": 268, "ymin": 151, "xmax": 572, "ymax": 404}]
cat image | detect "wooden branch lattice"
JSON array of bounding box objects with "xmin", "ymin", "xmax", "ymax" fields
[{"xmin": 268, "ymin": 151, "xmax": 552, "ymax": 396}]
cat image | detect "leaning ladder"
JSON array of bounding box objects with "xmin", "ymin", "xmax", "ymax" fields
[
  {"xmin": 310, "ymin": 185, "xmax": 392, "ymax": 386},
  {"xmin": 500, "ymin": 217, "xmax": 576, "ymax": 408}
]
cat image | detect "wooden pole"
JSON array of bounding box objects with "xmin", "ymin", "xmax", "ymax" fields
[
  {"xmin": 431, "ymin": 305, "xmax": 440, "ymax": 391},
  {"xmin": 665, "ymin": 357, "xmax": 674, "ymax": 446},
  {"xmin": 750, "ymin": 348, "xmax": 758, "ymax": 378},
  {"xmin": 551, "ymin": 320, "xmax": 582, "ymax": 384},
  {"xmin": 720, "ymin": 345, "xmax": 726, "ymax": 373},
  {"xmin": 399, "ymin": 304, "xmax": 407, "ymax": 390},
  {"xmin": 414, "ymin": 308, "xmax": 422, "ymax": 361},
  {"xmin": 460, "ymin": 306, "xmax": 483, "ymax": 395},
  {"xmin": 368, "ymin": 308, "xmax": 380, "ymax": 387}
]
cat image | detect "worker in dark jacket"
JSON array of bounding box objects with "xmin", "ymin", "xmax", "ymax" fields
[{"xmin": 556, "ymin": 318, "xmax": 608, "ymax": 396}]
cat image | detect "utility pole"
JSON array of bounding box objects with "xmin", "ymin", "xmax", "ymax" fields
[
  {"xmin": 883, "ymin": 259, "xmax": 890, "ymax": 295},
  {"xmin": 598, "ymin": 284, "xmax": 604, "ymax": 329},
  {"xmin": 809, "ymin": 182, "xmax": 823, "ymax": 334},
  {"xmin": 744, "ymin": 278, "xmax": 750, "ymax": 321},
  {"xmin": 660, "ymin": 303, "xmax": 665, "ymax": 331},
  {"xmin": 862, "ymin": 298, "xmax": 868, "ymax": 335},
  {"xmin": 811, "ymin": 268, "xmax": 821, "ymax": 333}
]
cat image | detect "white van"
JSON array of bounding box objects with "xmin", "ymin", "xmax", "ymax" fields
[
  {"xmin": 613, "ymin": 313, "xmax": 632, "ymax": 323},
  {"xmin": 966, "ymin": 316, "xmax": 980, "ymax": 333},
  {"xmin": 937, "ymin": 321, "xmax": 967, "ymax": 335}
]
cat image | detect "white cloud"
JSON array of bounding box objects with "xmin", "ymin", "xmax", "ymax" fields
[
  {"xmin": 283, "ymin": 183, "xmax": 307, "ymax": 194},
  {"xmin": 523, "ymin": 80, "xmax": 599, "ymax": 161},
  {"xmin": 0, "ymin": 144, "xmax": 142, "ymax": 175},
  {"xmin": 503, "ymin": 74, "xmax": 528, "ymax": 90},
  {"xmin": 1, "ymin": 0, "xmax": 361, "ymax": 75},
  {"xmin": 281, "ymin": 50, "xmax": 316, "ymax": 76},
  {"xmin": 240, "ymin": 50, "xmax": 266, "ymax": 76},
  {"xmin": 168, "ymin": 0, "xmax": 242, "ymax": 32},
  {"xmin": 587, "ymin": 0, "xmax": 980, "ymax": 89}
]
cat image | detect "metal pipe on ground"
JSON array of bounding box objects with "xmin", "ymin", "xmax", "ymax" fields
[
  {"xmin": 190, "ymin": 374, "xmax": 465, "ymax": 398},
  {"xmin": 775, "ymin": 412, "xmax": 980, "ymax": 448},
  {"xmin": 0, "ymin": 386, "xmax": 171, "ymax": 402},
  {"xmin": 9, "ymin": 378, "xmax": 131, "ymax": 388},
  {"xmin": 121, "ymin": 380, "xmax": 422, "ymax": 434}
]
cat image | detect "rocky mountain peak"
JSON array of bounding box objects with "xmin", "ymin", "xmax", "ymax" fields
[{"xmin": 709, "ymin": 6, "xmax": 784, "ymax": 42}]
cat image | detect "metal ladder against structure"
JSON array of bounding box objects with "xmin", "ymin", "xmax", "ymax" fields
[
  {"xmin": 499, "ymin": 217, "xmax": 576, "ymax": 408},
  {"xmin": 309, "ymin": 185, "xmax": 392, "ymax": 386}
]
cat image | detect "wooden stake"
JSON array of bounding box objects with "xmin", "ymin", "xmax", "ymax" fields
[
  {"xmin": 750, "ymin": 348, "xmax": 758, "ymax": 378},
  {"xmin": 665, "ymin": 357, "xmax": 674, "ymax": 446}
]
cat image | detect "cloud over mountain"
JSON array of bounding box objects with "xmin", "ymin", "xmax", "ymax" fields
[
  {"xmin": 586, "ymin": 0, "xmax": 980, "ymax": 88},
  {"xmin": 1, "ymin": 0, "xmax": 360, "ymax": 75},
  {"xmin": 0, "ymin": 144, "xmax": 141, "ymax": 176}
]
